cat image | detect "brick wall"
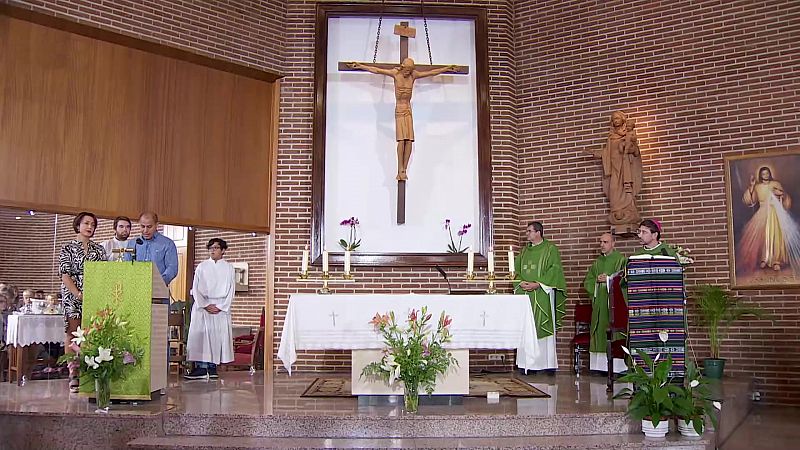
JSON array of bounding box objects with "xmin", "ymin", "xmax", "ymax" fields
[
  {"xmin": 5, "ymin": 0, "xmax": 286, "ymax": 74},
  {"xmin": 6, "ymin": 0, "xmax": 800, "ymax": 404},
  {"xmin": 0, "ymin": 209, "xmax": 60, "ymax": 299},
  {"xmin": 515, "ymin": 0, "xmax": 800, "ymax": 405}
]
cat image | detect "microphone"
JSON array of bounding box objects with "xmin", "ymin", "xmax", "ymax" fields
[
  {"xmin": 136, "ymin": 238, "xmax": 144, "ymax": 245},
  {"xmin": 661, "ymin": 247, "xmax": 669, "ymax": 257},
  {"xmin": 435, "ymin": 265, "xmax": 452, "ymax": 294}
]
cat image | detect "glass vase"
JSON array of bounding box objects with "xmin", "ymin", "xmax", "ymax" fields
[
  {"xmin": 95, "ymin": 377, "xmax": 111, "ymax": 412},
  {"xmin": 403, "ymin": 381, "xmax": 419, "ymax": 413}
]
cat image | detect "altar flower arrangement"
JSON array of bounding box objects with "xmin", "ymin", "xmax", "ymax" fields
[
  {"xmin": 58, "ymin": 306, "xmax": 144, "ymax": 411},
  {"xmin": 444, "ymin": 219, "xmax": 471, "ymax": 253},
  {"xmin": 339, "ymin": 216, "xmax": 361, "ymax": 251},
  {"xmin": 362, "ymin": 306, "xmax": 458, "ymax": 412},
  {"xmin": 675, "ymin": 245, "xmax": 694, "ymax": 265}
]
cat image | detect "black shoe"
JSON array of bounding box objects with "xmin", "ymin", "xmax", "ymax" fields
[
  {"xmin": 183, "ymin": 368, "xmax": 208, "ymax": 380},
  {"xmin": 208, "ymin": 367, "xmax": 219, "ymax": 379}
]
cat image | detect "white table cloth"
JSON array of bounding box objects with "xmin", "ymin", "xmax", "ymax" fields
[
  {"xmin": 5, "ymin": 314, "xmax": 64, "ymax": 347},
  {"xmin": 277, "ymin": 294, "xmax": 540, "ymax": 374}
]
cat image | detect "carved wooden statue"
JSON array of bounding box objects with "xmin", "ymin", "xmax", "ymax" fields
[{"xmin": 586, "ymin": 111, "xmax": 643, "ymax": 234}]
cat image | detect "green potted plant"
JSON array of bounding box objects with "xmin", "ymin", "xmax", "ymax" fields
[
  {"xmin": 614, "ymin": 346, "xmax": 679, "ymax": 438},
  {"xmin": 695, "ymin": 285, "xmax": 767, "ymax": 378},
  {"xmin": 672, "ymin": 360, "xmax": 721, "ymax": 437}
]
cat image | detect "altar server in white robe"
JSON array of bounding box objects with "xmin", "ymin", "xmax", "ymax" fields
[{"xmin": 185, "ymin": 238, "xmax": 235, "ymax": 380}]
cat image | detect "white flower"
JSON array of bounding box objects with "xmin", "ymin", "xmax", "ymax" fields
[
  {"xmin": 654, "ymin": 353, "xmax": 661, "ymax": 363},
  {"xmin": 71, "ymin": 327, "xmax": 86, "ymax": 346},
  {"xmin": 713, "ymin": 401, "xmax": 722, "ymax": 410},
  {"xmin": 690, "ymin": 380, "xmax": 700, "ymax": 388},
  {"xmin": 95, "ymin": 347, "xmax": 114, "ymax": 363},
  {"xmin": 85, "ymin": 355, "xmax": 99, "ymax": 370},
  {"xmin": 621, "ymin": 346, "xmax": 631, "ymax": 356},
  {"xmin": 659, "ymin": 330, "xmax": 669, "ymax": 343}
]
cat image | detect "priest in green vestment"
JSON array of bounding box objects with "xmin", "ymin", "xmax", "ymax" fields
[
  {"xmin": 582, "ymin": 232, "xmax": 627, "ymax": 374},
  {"xmin": 633, "ymin": 219, "xmax": 677, "ymax": 257},
  {"xmin": 513, "ymin": 221, "xmax": 567, "ymax": 371}
]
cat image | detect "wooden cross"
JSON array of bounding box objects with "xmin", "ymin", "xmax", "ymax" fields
[{"xmin": 339, "ymin": 21, "xmax": 469, "ymax": 224}]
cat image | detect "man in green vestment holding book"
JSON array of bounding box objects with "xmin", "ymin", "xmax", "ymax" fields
[
  {"xmin": 582, "ymin": 232, "xmax": 627, "ymax": 374},
  {"xmin": 514, "ymin": 221, "xmax": 567, "ymax": 373}
]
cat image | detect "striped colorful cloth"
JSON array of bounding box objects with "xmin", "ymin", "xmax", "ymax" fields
[{"xmin": 626, "ymin": 257, "xmax": 686, "ymax": 379}]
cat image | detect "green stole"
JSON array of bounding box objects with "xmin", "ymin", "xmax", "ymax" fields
[
  {"xmin": 582, "ymin": 250, "xmax": 627, "ymax": 353},
  {"xmin": 633, "ymin": 242, "xmax": 677, "ymax": 257},
  {"xmin": 513, "ymin": 239, "xmax": 567, "ymax": 339}
]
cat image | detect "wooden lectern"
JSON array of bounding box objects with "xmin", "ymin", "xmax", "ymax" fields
[{"xmin": 82, "ymin": 261, "xmax": 169, "ymax": 400}]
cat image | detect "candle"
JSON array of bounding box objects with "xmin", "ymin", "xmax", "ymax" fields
[
  {"xmin": 487, "ymin": 247, "xmax": 494, "ymax": 273},
  {"xmin": 322, "ymin": 250, "xmax": 329, "ymax": 273},
  {"xmin": 467, "ymin": 250, "xmax": 474, "ymax": 275},
  {"xmin": 344, "ymin": 250, "xmax": 351, "ymax": 275},
  {"xmin": 301, "ymin": 245, "xmax": 309, "ymax": 274},
  {"xmin": 507, "ymin": 246, "xmax": 514, "ymax": 273}
]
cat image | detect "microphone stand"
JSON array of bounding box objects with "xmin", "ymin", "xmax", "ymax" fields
[{"xmin": 436, "ymin": 266, "xmax": 452, "ymax": 294}]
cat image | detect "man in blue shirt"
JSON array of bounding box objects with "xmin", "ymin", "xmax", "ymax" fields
[{"xmin": 127, "ymin": 212, "xmax": 179, "ymax": 285}]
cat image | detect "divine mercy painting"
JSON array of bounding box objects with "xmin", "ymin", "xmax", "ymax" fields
[{"xmin": 726, "ymin": 150, "xmax": 800, "ymax": 288}]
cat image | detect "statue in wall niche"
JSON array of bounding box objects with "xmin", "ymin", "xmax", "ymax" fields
[{"xmin": 584, "ymin": 110, "xmax": 643, "ymax": 235}]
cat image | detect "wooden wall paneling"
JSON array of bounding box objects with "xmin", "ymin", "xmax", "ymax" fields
[{"xmin": 0, "ymin": 13, "xmax": 276, "ymax": 232}]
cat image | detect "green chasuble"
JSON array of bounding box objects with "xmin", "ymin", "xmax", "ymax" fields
[
  {"xmin": 513, "ymin": 239, "xmax": 567, "ymax": 339},
  {"xmin": 582, "ymin": 250, "xmax": 627, "ymax": 353},
  {"xmin": 633, "ymin": 242, "xmax": 678, "ymax": 257}
]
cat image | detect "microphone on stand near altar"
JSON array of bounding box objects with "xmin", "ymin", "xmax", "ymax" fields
[{"xmin": 435, "ymin": 265, "xmax": 451, "ymax": 295}]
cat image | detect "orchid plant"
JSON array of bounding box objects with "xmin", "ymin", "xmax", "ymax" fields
[
  {"xmin": 58, "ymin": 306, "xmax": 144, "ymax": 385},
  {"xmin": 339, "ymin": 216, "xmax": 361, "ymax": 251},
  {"xmin": 362, "ymin": 307, "xmax": 458, "ymax": 397},
  {"xmin": 444, "ymin": 219, "xmax": 471, "ymax": 253}
]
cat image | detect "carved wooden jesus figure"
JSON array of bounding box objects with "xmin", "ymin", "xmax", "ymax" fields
[{"xmin": 348, "ymin": 58, "xmax": 457, "ymax": 181}]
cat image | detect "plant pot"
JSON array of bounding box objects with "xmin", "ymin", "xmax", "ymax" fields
[
  {"xmin": 703, "ymin": 358, "xmax": 726, "ymax": 379},
  {"xmin": 677, "ymin": 418, "xmax": 701, "ymax": 437},
  {"xmin": 641, "ymin": 418, "xmax": 669, "ymax": 438},
  {"xmin": 403, "ymin": 381, "xmax": 419, "ymax": 413},
  {"xmin": 95, "ymin": 377, "xmax": 111, "ymax": 413}
]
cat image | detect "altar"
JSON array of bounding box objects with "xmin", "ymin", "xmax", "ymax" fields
[{"xmin": 277, "ymin": 294, "xmax": 540, "ymax": 394}]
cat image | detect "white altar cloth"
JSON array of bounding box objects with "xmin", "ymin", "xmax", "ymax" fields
[
  {"xmin": 277, "ymin": 294, "xmax": 540, "ymax": 374},
  {"xmin": 6, "ymin": 314, "xmax": 64, "ymax": 347}
]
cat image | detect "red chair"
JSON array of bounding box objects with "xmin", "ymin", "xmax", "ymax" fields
[
  {"xmin": 570, "ymin": 303, "xmax": 592, "ymax": 375},
  {"xmin": 227, "ymin": 307, "xmax": 265, "ymax": 371},
  {"xmin": 606, "ymin": 271, "xmax": 629, "ymax": 392}
]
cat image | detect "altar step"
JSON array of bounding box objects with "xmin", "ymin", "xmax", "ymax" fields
[{"xmin": 128, "ymin": 434, "xmax": 714, "ymax": 450}]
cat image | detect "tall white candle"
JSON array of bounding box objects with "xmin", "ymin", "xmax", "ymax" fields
[
  {"xmin": 344, "ymin": 250, "xmax": 351, "ymax": 275},
  {"xmin": 301, "ymin": 245, "xmax": 309, "ymax": 274},
  {"xmin": 322, "ymin": 250, "xmax": 329, "ymax": 273},
  {"xmin": 467, "ymin": 250, "xmax": 474, "ymax": 275},
  {"xmin": 487, "ymin": 247, "xmax": 495, "ymax": 273},
  {"xmin": 507, "ymin": 246, "xmax": 514, "ymax": 273}
]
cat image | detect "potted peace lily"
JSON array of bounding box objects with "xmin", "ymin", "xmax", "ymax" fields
[
  {"xmin": 58, "ymin": 306, "xmax": 144, "ymax": 412},
  {"xmin": 695, "ymin": 285, "xmax": 767, "ymax": 378},
  {"xmin": 672, "ymin": 359, "xmax": 721, "ymax": 437},
  {"xmin": 362, "ymin": 306, "xmax": 458, "ymax": 413}
]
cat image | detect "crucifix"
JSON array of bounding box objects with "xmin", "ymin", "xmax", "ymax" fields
[{"xmin": 339, "ymin": 21, "xmax": 469, "ymax": 224}]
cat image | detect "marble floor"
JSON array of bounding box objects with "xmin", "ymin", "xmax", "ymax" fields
[
  {"xmin": 720, "ymin": 405, "xmax": 800, "ymax": 450},
  {"xmin": 0, "ymin": 370, "xmax": 633, "ymax": 417}
]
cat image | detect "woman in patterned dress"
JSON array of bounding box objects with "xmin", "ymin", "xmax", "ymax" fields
[{"xmin": 59, "ymin": 212, "xmax": 107, "ymax": 392}]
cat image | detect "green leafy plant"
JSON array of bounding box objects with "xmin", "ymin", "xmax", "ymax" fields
[
  {"xmin": 695, "ymin": 285, "xmax": 767, "ymax": 359},
  {"xmin": 362, "ymin": 306, "xmax": 458, "ymax": 396},
  {"xmin": 613, "ymin": 347, "xmax": 679, "ymax": 428},
  {"xmin": 58, "ymin": 306, "xmax": 144, "ymax": 385},
  {"xmin": 672, "ymin": 360, "xmax": 721, "ymax": 434}
]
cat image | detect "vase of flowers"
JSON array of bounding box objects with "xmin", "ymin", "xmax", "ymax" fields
[
  {"xmin": 444, "ymin": 219, "xmax": 471, "ymax": 253},
  {"xmin": 58, "ymin": 306, "xmax": 144, "ymax": 412},
  {"xmin": 675, "ymin": 245, "xmax": 694, "ymax": 266},
  {"xmin": 339, "ymin": 217, "xmax": 361, "ymax": 251},
  {"xmin": 361, "ymin": 307, "xmax": 457, "ymax": 413}
]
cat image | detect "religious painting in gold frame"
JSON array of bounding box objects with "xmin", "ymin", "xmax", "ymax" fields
[{"xmin": 725, "ymin": 150, "xmax": 800, "ymax": 288}]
